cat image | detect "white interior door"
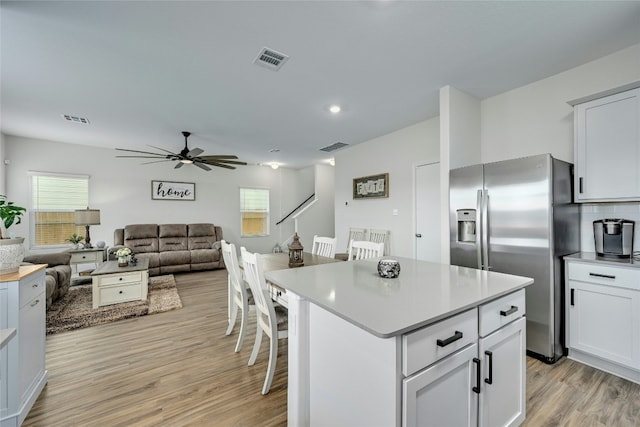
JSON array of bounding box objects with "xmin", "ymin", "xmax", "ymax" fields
[{"xmin": 415, "ymin": 162, "xmax": 441, "ymax": 262}]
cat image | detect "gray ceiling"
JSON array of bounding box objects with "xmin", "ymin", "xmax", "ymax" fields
[{"xmin": 2, "ymin": 1, "xmax": 640, "ymax": 169}]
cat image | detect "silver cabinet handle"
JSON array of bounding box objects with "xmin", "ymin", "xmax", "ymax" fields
[
  {"xmin": 415, "ymin": 233, "xmax": 422, "ymax": 238},
  {"xmin": 590, "ymin": 272, "xmax": 615, "ymax": 279}
]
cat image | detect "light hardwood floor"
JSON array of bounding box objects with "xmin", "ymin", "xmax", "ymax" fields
[{"xmin": 23, "ymin": 269, "xmax": 640, "ymax": 426}]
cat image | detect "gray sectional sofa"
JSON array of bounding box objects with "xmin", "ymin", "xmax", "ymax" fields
[
  {"xmin": 22, "ymin": 252, "xmax": 72, "ymax": 309},
  {"xmin": 109, "ymin": 223, "xmax": 225, "ymax": 276}
]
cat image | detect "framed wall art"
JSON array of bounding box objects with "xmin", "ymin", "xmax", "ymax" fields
[
  {"xmin": 151, "ymin": 180, "xmax": 196, "ymax": 201},
  {"xmin": 353, "ymin": 173, "xmax": 389, "ymax": 199}
]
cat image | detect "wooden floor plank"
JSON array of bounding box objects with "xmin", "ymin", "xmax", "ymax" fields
[{"xmin": 22, "ymin": 269, "xmax": 640, "ymax": 426}]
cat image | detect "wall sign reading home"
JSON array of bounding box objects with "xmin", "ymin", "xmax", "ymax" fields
[
  {"xmin": 353, "ymin": 173, "xmax": 389, "ymax": 199},
  {"xmin": 151, "ymin": 180, "xmax": 195, "ymax": 201}
]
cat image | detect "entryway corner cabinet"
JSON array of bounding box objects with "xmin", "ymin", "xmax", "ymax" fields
[
  {"xmin": 565, "ymin": 255, "xmax": 640, "ymax": 384},
  {"xmin": 0, "ymin": 265, "xmax": 48, "ymax": 427},
  {"xmin": 570, "ymin": 84, "xmax": 640, "ymax": 202}
]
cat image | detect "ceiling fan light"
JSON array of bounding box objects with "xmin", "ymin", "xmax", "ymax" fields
[{"xmin": 181, "ymin": 159, "xmax": 193, "ymax": 164}]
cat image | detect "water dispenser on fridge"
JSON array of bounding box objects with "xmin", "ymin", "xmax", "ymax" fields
[{"xmin": 456, "ymin": 209, "xmax": 476, "ymax": 243}]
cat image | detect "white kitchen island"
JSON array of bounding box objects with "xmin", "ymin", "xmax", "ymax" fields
[{"xmin": 265, "ymin": 257, "xmax": 533, "ymax": 427}]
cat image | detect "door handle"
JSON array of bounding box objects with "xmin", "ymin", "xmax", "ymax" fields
[
  {"xmin": 415, "ymin": 233, "xmax": 422, "ymax": 238},
  {"xmin": 484, "ymin": 351, "xmax": 493, "ymax": 385},
  {"xmin": 473, "ymin": 357, "xmax": 481, "ymax": 394},
  {"xmin": 500, "ymin": 305, "xmax": 518, "ymax": 316},
  {"xmin": 437, "ymin": 330, "xmax": 463, "ymax": 347}
]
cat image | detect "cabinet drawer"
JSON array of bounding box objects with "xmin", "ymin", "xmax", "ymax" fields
[
  {"xmin": 70, "ymin": 251, "xmax": 102, "ymax": 263},
  {"xmin": 479, "ymin": 289, "xmax": 526, "ymax": 337},
  {"xmin": 94, "ymin": 271, "xmax": 142, "ymax": 286},
  {"xmin": 567, "ymin": 262, "xmax": 640, "ymax": 290},
  {"xmin": 99, "ymin": 283, "xmax": 143, "ymax": 305},
  {"xmin": 19, "ymin": 275, "xmax": 45, "ymax": 308},
  {"xmin": 402, "ymin": 308, "xmax": 477, "ymax": 377}
]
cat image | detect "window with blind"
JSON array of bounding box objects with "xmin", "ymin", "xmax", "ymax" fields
[
  {"xmin": 30, "ymin": 172, "xmax": 89, "ymax": 247},
  {"xmin": 240, "ymin": 188, "xmax": 269, "ymax": 237}
]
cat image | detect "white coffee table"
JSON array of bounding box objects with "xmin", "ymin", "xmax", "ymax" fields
[{"xmin": 90, "ymin": 259, "xmax": 149, "ymax": 308}]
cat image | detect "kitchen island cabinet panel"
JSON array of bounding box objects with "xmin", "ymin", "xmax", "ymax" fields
[{"xmin": 266, "ymin": 257, "xmax": 532, "ymax": 427}]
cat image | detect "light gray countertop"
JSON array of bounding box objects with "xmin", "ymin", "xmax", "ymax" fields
[
  {"xmin": 0, "ymin": 328, "xmax": 16, "ymax": 349},
  {"xmin": 564, "ymin": 252, "xmax": 640, "ymax": 268},
  {"xmin": 265, "ymin": 256, "xmax": 533, "ymax": 338}
]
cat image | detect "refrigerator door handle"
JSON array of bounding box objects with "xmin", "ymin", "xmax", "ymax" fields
[
  {"xmin": 476, "ymin": 189, "xmax": 483, "ymax": 269},
  {"xmin": 482, "ymin": 190, "xmax": 490, "ymax": 270}
]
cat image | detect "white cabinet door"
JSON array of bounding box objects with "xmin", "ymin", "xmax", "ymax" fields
[
  {"xmin": 18, "ymin": 292, "xmax": 46, "ymax": 403},
  {"xmin": 478, "ymin": 317, "xmax": 526, "ymax": 427},
  {"xmin": 574, "ymin": 88, "xmax": 640, "ymax": 202},
  {"xmin": 403, "ymin": 344, "xmax": 478, "ymax": 427},
  {"xmin": 567, "ymin": 279, "xmax": 640, "ymax": 369}
]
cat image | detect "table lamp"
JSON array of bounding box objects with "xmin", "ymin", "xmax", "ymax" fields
[{"xmin": 75, "ymin": 208, "xmax": 100, "ymax": 249}]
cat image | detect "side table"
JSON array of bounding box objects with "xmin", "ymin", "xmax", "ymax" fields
[{"xmin": 69, "ymin": 248, "xmax": 107, "ymax": 280}]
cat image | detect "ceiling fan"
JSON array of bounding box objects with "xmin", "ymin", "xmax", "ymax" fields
[{"xmin": 115, "ymin": 131, "xmax": 247, "ymax": 171}]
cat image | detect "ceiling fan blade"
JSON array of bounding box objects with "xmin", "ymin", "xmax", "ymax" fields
[
  {"xmin": 140, "ymin": 159, "xmax": 173, "ymax": 165},
  {"xmin": 115, "ymin": 147, "xmax": 168, "ymax": 156},
  {"xmin": 194, "ymin": 161, "xmax": 211, "ymax": 171},
  {"xmin": 148, "ymin": 145, "xmax": 180, "ymax": 156},
  {"xmin": 116, "ymin": 155, "xmax": 170, "ymax": 159},
  {"xmin": 174, "ymin": 162, "xmax": 184, "ymax": 169},
  {"xmin": 199, "ymin": 158, "xmax": 247, "ymax": 166},
  {"xmin": 198, "ymin": 155, "xmax": 240, "ymax": 160},
  {"xmin": 187, "ymin": 147, "xmax": 204, "ymax": 158},
  {"xmin": 203, "ymin": 161, "xmax": 236, "ymax": 170}
]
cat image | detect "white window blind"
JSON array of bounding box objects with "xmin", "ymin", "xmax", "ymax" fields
[
  {"xmin": 240, "ymin": 188, "xmax": 269, "ymax": 237},
  {"xmin": 30, "ymin": 172, "xmax": 89, "ymax": 247}
]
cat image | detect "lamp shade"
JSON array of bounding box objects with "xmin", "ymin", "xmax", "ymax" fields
[{"xmin": 75, "ymin": 209, "xmax": 101, "ymax": 225}]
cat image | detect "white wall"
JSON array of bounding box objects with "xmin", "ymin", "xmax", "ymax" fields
[
  {"xmin": 4, "ymin": 135, "xmax": 331, "ymax": 255},
  {"xmin": 334, "ymin": 118, "xmax": 439, "ymax": 258},
  {"xmin": 0, "ymin": 133, "xmax": 5, "ymax": 194},
  {"xmin": 439, "ymin": 86, "xmax": 481, "ymax": 263},
  {"xmin": 480, "ymin": 42, "xmax": 640, "ymax": 252},
  {"xmin": 295, "ymin": 164, "xmax": 335, "ymax": 250}
]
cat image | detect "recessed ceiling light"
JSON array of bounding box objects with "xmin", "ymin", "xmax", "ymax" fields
[
  {"xmin": 329, "ymin": 105, "xmax": 341, "ymax": 114},
  {"xmin": 270, "ymin": 162, "xmax": 279, "ymax": 170},
  {"xmin": 328, "ymin": 158, "xmax": 335, "ymax": 166}
]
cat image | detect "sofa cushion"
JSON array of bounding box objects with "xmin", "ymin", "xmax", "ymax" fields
[
  {"xmin": 188, "ymin": 223, "xmax": 217, "ymax": 250},
  {"xmin": 159, "ymin": 224, "xmax": 188, "ymax": 252},
  {"xmin": 23, "ymin": 252, "xmax": 71, "ymax": 267},
  {"xmin": 124, "ymin": 224, "xmax": 159, "ymax": 254}
]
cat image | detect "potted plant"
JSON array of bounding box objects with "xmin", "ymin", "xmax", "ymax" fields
[
  {"xmin": 0, "ymin": 194, "xmax": 27, "ymax": 274},
  {"xmin": 66, "ymin": 233, "xmax": 84, "ymax": 249}
]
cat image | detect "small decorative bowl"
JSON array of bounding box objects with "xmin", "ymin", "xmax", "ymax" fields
[{"xmin": 377, "ymin": 259, "xmax": 400, "ymax": 278}]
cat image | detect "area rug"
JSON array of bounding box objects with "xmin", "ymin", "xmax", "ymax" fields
[{"xmin": 46, "ymin": 274, "xmax": 183, "ymax": 335}]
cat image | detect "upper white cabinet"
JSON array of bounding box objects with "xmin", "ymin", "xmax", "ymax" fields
[{"xmin": 571, "ymin": 85, "xmax": 640, "ymax": 202}]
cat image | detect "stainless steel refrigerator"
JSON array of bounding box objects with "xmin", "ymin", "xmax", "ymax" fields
[{"xmin": 450, "ymin": 154, "xmax": 580, "ymax": 363}]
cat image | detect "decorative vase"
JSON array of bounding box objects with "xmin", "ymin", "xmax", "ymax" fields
[
  {"xmin": 118, "ymin": 256, "xmax": 128, "ymax": 267},
  {"xmin": 0, "ymin": 237, "xmax": 25, "ymax": 274},
  {"xmin": 377, "ymin": 258, "xmax": 400, "ymax": 278}
]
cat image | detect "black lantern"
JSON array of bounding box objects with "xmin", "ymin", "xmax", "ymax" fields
[{"xmin": 288, "ymin": 232, "xmax": 304, "ymax": 268}]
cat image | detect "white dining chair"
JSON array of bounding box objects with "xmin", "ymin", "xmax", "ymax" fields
[
  {"xmin": 222, "ymin": 240, "xmax": 254, "ymax": 353},
  {"xmin": 241, "ymin": 247, "xmax": 288, "ymax": 395},
  {"xmin": 311, "ymin": 235, "xmax": 337, "ymax": 258},
  {"xmin": 368, "ymin": 228, "xmax": 390, "ymax": 255},
  {"xmin": 347, "ymin": 240, "xmax": 385, "ymax": 261},
  {"xmin": 346, "ymin": 227, "xmax": 367, "ymax": 253}
]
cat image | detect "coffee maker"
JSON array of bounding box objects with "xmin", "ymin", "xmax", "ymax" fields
[{"xmin": 593, "ymin": 219, "xmax": 634, "ymax": 259}]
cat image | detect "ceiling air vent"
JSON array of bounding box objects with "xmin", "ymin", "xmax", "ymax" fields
[
  {"xmin": 320, "ymin": 142, "xmax": 349, "ymax": 153},
  {"xmin": 62, "ymin": 114, "xmax": 90, "ymax": 125},
  {"xmin": 253, "ymin": 47, "xmax": 289, "ymax": 71}
]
